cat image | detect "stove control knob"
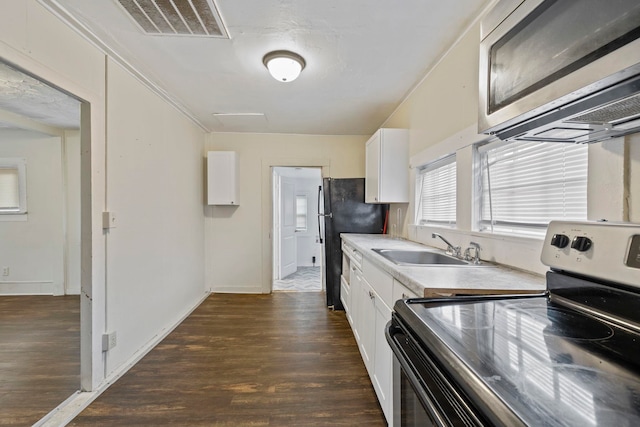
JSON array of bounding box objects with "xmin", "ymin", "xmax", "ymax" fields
[
  {"xmin": 550, "ymin": 234, "xmax": 570, "ymax": 248},
  {"xmin": 571, "ymin": 236, "xmax": 593, "ymax": 252}
]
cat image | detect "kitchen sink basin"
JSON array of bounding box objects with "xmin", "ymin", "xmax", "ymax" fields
[{"xmin": 372, "ymin": 248, "xmax": 469, "ymax": 266}]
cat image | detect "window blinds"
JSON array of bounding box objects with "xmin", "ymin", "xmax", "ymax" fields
[
  {"xmin": 416, "ymin": 155, "xmax": 456, "ymax": 225},
  {"xmin": 479, "ymin": 140, "xmax": 588, "ymax": 235},
  {"xmin": 0, "ymin": 167, "xmax": 20, "ymax": 212}
]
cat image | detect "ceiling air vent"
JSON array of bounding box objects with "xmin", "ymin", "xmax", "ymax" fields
[{"xmin": 116, "ymin": 0, "xmax": 228, "ymax": 38}]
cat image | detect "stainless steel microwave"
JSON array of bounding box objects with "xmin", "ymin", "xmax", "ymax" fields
[{"xmin": 478, "ymin": 0, "xmax": 640, "ymax": 144}]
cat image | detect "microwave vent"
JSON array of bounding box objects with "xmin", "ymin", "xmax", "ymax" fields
[
  {"xmin": 115, "ymin": 0, "xmax": 228, "ymax": 37},
  {"xmin": 569, "ymin": 92, "xmax": 640, "ymax": 125}
]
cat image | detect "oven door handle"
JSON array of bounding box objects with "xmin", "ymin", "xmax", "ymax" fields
[{"xmin": 386, "ymin": 323, "xmax": 451, "ymax": 427}]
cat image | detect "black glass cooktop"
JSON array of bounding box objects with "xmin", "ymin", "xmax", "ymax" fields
[{"xmin": 398, "ymin": 295, "xmax": 640, "ymax": 426}]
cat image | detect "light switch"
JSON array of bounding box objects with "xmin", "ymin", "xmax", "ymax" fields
[{"xmin": 102, "ymin": 211, "xmax": 117, "ymax": 229}]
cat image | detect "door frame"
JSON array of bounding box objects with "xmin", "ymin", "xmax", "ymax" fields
[
  {"xmin": 0, "ymin": 47, "xmax": 105, "ymax": 392},
  {"xmin": 264, "ymin": 160, "xmax": 329, "ymax": 293}
]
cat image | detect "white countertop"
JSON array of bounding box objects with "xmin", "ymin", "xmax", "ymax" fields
[{"xmin": 341, "ymin": 234, "xmax": 546, "ymax": 297}]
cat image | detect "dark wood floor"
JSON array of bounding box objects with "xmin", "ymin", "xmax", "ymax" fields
[
  {"xmin": 0, "ymin": 295, "xmax": 80, "ymax": 427},
  {"xmin": 71, "ymin": 292, "xmax": 386, "ymax": 426}
]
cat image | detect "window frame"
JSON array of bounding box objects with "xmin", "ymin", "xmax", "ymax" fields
[
  {"xmin": 295, "ymin": 194, "xmax": 308, "ymax": 232},
  {"xmin": 0, "ymin": 157, "xmax": 27, "ymax": 217}
]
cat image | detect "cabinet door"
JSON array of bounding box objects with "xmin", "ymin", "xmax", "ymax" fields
[
  {"xmin": 359, "ymin": 278, "xmax": 376, "ymax": 375},
  {"xmin": 373, "ymin": 298, "xmax": 393, "ymax": 422},
  {"xmin": 350, "ymin": 266, "xmax": 362, "ymax": 343},
  {"xmin": 207, "ymin": 151, "xmax": 239, "ymax": 205},
  {"xmin": 365, "ymin": 132, "xmax": 381, "ymax": 203}
]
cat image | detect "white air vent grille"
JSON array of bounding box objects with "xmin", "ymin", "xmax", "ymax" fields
[{"xmin": 116, "ymin": 0, "xmax": 228, "ymax": 37}]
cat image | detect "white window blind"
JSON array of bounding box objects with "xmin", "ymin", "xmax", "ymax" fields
[
  {"xmin": 416, "ymin": 155, "xmax": 456, "ymax": 226},
  {"xmin": 0, "ymin": 167, "xmax": 20, "ymax": 211},
  {"xmin": 0, "ymin": 159, "xmax": 27, "ymax": 214},
  {"xmin": 479, "ymin": 140, "xmax": 587, "ymax": 236}
]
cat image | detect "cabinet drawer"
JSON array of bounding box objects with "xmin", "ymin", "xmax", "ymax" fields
[
  {"xmin": 342, "ymin": 241, "xmax": 363, "ymax": 269},
  {"xmin": 362, "ymin": 258, "xmax": 393, "ymax": 308}
]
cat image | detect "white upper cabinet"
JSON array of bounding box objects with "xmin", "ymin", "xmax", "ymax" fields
[
  {"xmin": 207, "ymin": 151, "xmax": 239, "ymax": 205},
  {"xmin": 365, "ymin": 129, "xmax": 409, "ymax": 203}
]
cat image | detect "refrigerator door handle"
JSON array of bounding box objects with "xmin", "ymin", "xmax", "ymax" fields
[{"xmin": 317, "ymin": 185, "xmax": 325, "ymax": 243}]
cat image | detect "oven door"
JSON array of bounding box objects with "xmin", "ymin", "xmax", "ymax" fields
[{"xmin": 386, "ymin": 316, "xmax": 485, "ymax": 427}]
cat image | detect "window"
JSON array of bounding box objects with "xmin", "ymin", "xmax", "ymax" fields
[
  {"xmin": 415, "ymin": 155, "xmax": 456, "ymax": 226},
  {"xmin": 0, "ymin": 158, "xmax": 27, "ymax": 215},
  {"xmin": 295, "ymin": 195, "xmax": 307, "ymax": 231},
  {"xmin": 478, "ymin": 140, "xmax": 587, "ymax": 236}
]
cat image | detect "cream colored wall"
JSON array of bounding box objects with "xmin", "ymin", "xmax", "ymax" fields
[
  {"xmin": 384, "ymin": 23, "xmax": 481, "ymax": 157},
  {"xmin": 104, "ymin": 58, "xmax": 206, "ymax": 375},
  {"xmin": 205, "ymin": 132, "xmax": 366, "ymax": 293}
]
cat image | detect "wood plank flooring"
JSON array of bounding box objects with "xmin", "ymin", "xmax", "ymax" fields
[
  {"xmin": 0, "ymin": 295, "xmax": 80, "ymax": 427},
  {"xmin": 70, "ymin": 292, "xmax": 386, "ymax": 426}
]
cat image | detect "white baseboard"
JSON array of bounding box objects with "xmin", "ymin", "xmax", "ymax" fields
[
  {"xmin": 33, "ymin": 291, "xmax": 211, "ymax": 427},
  {"xmin": 211, "ymin": 286, "xmax": 264, "ymax": 294},
  {"xmin": 0, "ymin": 281, "xmax": 53, "ymax": 295}
]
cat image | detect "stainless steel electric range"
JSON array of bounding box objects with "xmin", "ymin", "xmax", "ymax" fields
[{"xmin": 387, "ymin": 221, "xmax": 640, "ymax": 426}]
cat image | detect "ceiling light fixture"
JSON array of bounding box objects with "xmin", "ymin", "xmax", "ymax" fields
[{"xmin": 262, "ymin": 50, "xmax": 306, "ymax": 83}]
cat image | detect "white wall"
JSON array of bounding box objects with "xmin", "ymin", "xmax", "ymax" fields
[
  {"xmin": 205, "ymin": 132, "xmax": 366, "ymax": 294},
  {"xmin": 294, "ymin": 176, "xmax": 322, "ymax": 267},
  {"xmin": 104, "ymin": 58, "xmax": 206, "ymax": 374},
  {"xmin": 0, "ymin": 129, "xmax": 64, "ymax": 294}
]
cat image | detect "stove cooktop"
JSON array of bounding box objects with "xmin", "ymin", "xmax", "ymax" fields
[{"xmin": 398, "ymin": 295, "xmax": 640, "ymax": 426}]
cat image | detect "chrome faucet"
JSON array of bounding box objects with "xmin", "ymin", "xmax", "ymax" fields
[
  {"xmin": 464, "ymin": 241, "xmax": 481, "ymax": 264},
  {"xmin": 431, "ymin": 233, "xmax": 461, "ymax": 258}
]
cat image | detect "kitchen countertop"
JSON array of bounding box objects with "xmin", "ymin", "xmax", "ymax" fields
[{"xmin": 341, "ymin": 234, "xmax": 546, "ymax": 298}]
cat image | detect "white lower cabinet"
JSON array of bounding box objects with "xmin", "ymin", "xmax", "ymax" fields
[
  {"xmin": 341, "ymin": 240, "xmax": 420, "ymax": 426},
  {"xmin": 359, "ymin": 278, "xmax": 376, "ymax": 374},
  {"xmin": 372, "ymin": 293, "xmax": 393, "ymax": 421}
]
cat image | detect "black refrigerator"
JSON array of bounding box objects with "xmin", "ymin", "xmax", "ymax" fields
[{"xmin": 319, "ymin": 178, "xmax": 388, "ymax": 310}]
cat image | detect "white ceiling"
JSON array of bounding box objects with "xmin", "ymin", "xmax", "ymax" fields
[
  {"xmin": 0, "ymin": 1, "xmax": 489, "ymax": 135},
  {"xmin": 40, "ymin": 0, "xmax": 489, "ymax": 135}
]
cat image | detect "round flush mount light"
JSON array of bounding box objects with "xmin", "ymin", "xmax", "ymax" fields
[{"xmin": 263, "ymin": 50, "xmax": 306, "ymax": 83}]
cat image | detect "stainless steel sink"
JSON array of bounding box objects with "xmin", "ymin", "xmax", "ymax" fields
[{"xmin": 372, "ymin": 248, "xmax": 469, "ymax": 266}]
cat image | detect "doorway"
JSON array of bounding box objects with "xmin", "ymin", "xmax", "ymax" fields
[
  {"xmin": 272, "ymin": 167, "xmax": 323, "ymax": 292},
  {"xmin": 0, "ymin": 61, "xmax": 85, "ymax": 424}
]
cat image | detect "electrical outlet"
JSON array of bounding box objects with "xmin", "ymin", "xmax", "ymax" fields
[
  {"xmin": 2, "ymin": 267, "xmax": 8, "ymax": 277},
  {"xmin": 102, "ymin": 331, "xmax": 117, "ymax": 351}
]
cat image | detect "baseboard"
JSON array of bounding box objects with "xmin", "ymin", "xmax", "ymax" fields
[
  {"xmin": 211, "ymin": 286, "xmax": 264, "ymax": 294},
  {"xmin": 0, "ymin": 281, "xmax": 53, "ymax": 295},
  {"xmin": 34, "ymin": 291, "xmax": 211, "ymax": 427}
]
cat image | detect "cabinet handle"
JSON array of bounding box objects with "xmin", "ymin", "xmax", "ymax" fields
[{"xmin": 369, "ymin": 291, "xmax": 375, "ymax": 299}]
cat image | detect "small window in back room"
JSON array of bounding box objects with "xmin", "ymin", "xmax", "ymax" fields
[
  {"xmin": 0, "ymin": 158, "xmax": 27, "ymax": 215},
  {"xmin": 478, "ymin": 140, "xmax": 588, "ymax": 237},
  {"xmin": 296, "ymin": 194, "xmax": 308, "ymax": 231},
  {"xmin": 415, "ymin": 154, "xmax": 456, "ymax": 226}
]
